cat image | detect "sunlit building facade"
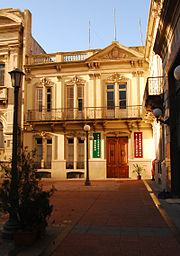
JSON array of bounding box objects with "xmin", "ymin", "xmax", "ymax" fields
[
  {"xmin": 0, "ymin": 8, "xmax": 156, "ymax": 180},
  {"xmin": 144, "ymin": 0, "xmax": 180, "ymax": 196}
]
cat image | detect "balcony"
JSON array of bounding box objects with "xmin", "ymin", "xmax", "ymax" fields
[
  {"xmin": 26, "ymin": 51, "xmax": 94, "ymax": 65},
  {"xmin": 26, "ymin": 105, "xmax": 143, "ymax": 122},
  {"xmin": 143, "ymin": 76, "xmax": 164, "ymax": 110}
]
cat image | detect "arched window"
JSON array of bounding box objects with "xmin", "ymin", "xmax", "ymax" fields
[{"xmin": 0, "ymin": 122, "xmax": 4, "ymax": 148}]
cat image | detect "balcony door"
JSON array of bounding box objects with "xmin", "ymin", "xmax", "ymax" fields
[
  {"xmin": 106, "ymin": 85, "xmax": 115, "ymax": 118},
  {"xmin": 106, "ymin": 83, "xmax": 127, "ymax": 119},
  {"xmin": 66, "ymin": 85, "xmax": 84, "ymax": 119},
  {"xmin": 36, "ymin": 87, "xmax": 52, "ymax": 120},
  {"xmin": 107, "ymin": 137, "xmax": 128, "ymax": 178},
  {"xmin": 66, "ymin": 86, "xmax": 74, "ymax": 119},
  {"xmin": 36, "ymin": 87, "xmax": 43, "ymax": 120}
]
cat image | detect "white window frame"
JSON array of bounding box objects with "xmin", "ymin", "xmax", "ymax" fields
[{"xmin": 66, "ymin": 136, "xmax": 85, "ymax": 170}]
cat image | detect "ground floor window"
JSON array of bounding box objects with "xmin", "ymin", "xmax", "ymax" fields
[
  {"xmin": 66, "ymin": 137, "xmax": 84, "ymax": 169},
  {"xmin": 36, "ymin": 138, "xmax": 42, "ymax": 168},
  {"xmin": 77, "ymin": 138, "xmax": 85, "ymax": 169},
  {"xmin": 66, "ymin": 138, "xmax": 74, "ymax": 169},
  {"xmin": 47, "ymin": 139, "xmax": 52, "ymax": 168},
  {"xmin": 36, "ymin": 137, "xmax": 52, "ymax": 169},
  {"xmin": 0, "ymin": 122, "xmax": 4, "ymax": 148}
]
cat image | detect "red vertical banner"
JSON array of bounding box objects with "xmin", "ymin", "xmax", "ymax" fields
[{"xmin": 134, "ymin": 132, "xmax": 143, "ymax": 158}]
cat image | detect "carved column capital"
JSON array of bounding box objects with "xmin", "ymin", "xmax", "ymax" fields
[
  {"xmin": 89, "ymin": 74, "xmax": 94, "ymax": 80},
  {"xmin": 57, "ymin": 76, "xmax": 62, "ymax": 82}
]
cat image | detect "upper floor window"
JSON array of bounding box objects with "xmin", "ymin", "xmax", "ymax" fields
[
  {"xmin": 107, "ymin": 85, "xmax": 115, "ymax": 109},
  {"xmin": 0, "ymin": 64, "xmax": 5, "ymax": 86},
  {"xmin": 66, "ymin": 83, "xmax": 84, "ymax": 119},
  {"xmin": 119, "ymin": 84, "xmax": 127, "ymax": 109},
  {"xmin": 36, "ymin": 87, "xmax": 52, "ymax": 112},
  {"xmin": 47, "ymin": 88, "xmax": 51, "ymax": 112},
  {"xmin": 67, "ymin": 86, "xmax": 74, "ymax": 110},
  {"xmin": 106, "ymin": 82, "xmax": 127, "ymax": 110},
  {"xmin": 37, "ymin": 88, "xmax": 43, "ymax": 112},
  {"xmin": 77, "ymin": 85, "xmax": 83, "ymax": 111}
]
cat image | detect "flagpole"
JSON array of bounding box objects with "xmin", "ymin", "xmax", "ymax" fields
[
  {"xmin": 89, "ymin": 20, "xmax": 91, "ymax": 49},
  {"xmin": 114, "ymin": 8, "xmax": 116, "ymax": 41}
]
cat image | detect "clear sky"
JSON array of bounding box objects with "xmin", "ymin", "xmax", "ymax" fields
[{"xmin": 1, "ymin": 0, "xmax": 150, "ymax": 53}]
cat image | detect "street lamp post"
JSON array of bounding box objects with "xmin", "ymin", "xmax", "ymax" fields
[
  {"xmin": 84, "ymin": 124, "xmax": 91, "ymax": 186},
  {"xmin": 2, "ymin": 68, "xmax": 24, "ymax": 239}
]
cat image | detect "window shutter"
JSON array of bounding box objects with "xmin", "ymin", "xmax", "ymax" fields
[
  {"xmin": 0, "ymin": 70, "xmax": 4, "ymax": 86},
  {"xmin": 37, "ymin": 88, "xmax": 43, "ymax": 111},
  {"xmin": 0, "ymin": 64, "xmax": 5, "ymax": 86},
  {"xmin": 77, "ymin": 86, "xmax": 83, "ymax": 98},
  {"xmin": 67, "ymin": 86, "xmax": 74, "ymax": 108}
]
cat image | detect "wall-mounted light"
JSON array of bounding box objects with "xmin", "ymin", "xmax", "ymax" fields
[
  {"xmin": 153, "ymin": 108, "xmax": 169, "ymax": 125},
  {"xmin": 174, "ymin": 65, "xmax": 180, "ymax": 81}
]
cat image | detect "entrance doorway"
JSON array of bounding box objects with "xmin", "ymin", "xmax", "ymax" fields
[{"xmin": 107, "ymin": 137, "xmax": 128, "ymax": 178}]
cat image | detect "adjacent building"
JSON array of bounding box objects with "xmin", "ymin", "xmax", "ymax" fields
[
  {"xmin": 144, "ymin": 0, "xmax": 180, "ymax": 196},
  {"xmin": 0, "ymin": 8, "xmax": 45, "ymax": 167}
]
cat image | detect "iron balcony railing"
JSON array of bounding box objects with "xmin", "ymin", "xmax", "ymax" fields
[
  {"xmin": 26, "ymin": 105, "xmax": 143, "ymax": 122},
  {"xmin": 146, "ymin": 76, "xmax": 164, "ymax": 96},
  {"xmin": 143, "ymin": 76, "xmax": 164, "ymax": 110}
]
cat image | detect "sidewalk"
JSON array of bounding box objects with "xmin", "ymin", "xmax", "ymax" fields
[
  {"xmin": 0, "ymin": 179, "xmax": 180, "ymax": 255},
  {"xmin": 48, "ymin": 180, "xmax": 180, "ymax": 256}
]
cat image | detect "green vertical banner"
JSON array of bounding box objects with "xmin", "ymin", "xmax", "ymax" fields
[{"xmin": 93, "ymin": 133, "xmax": 101, "ymax": 158}]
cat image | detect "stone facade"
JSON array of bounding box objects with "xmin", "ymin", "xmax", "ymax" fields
[
  {"xmin": 144, "ymin": 0, "xmax": 180, "ymax": 195},
  {"xmin": 0, "ymin": 8, "xmax": 155, "ymax": 180}
]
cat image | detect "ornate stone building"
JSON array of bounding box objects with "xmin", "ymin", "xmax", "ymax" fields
[
  {"xmin": 0, "ymin": 8, "xmax": 155, "ymax": 180},
  {"xmin": 23, "ymin": 41, "xmax": 153, "ymax": 180}
]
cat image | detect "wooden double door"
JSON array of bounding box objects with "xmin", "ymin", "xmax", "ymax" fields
[{"xmin": 107, "ymin": 137, "xmax": 129, "ymax": 178}]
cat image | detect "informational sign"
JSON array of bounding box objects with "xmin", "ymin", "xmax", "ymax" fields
[
  {"xmin": 134, "ymin": 132, "xmax": 143, "ymax": 158},
  {"xmin": 93, "ymin": 133, "xmax": 101, "ymax": 158}
]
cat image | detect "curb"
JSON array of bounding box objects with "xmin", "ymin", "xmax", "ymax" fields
[{"xmin": 143, "ymin": 180, "xmax": 180, "ymax": 244}]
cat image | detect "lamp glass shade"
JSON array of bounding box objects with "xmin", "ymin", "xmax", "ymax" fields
[
  {"xmin": 81, "ymin": 136, "xmax": 85, "ymax": 141},
  {"xmin": 9, "ymin": 68, "xmax": 24, "ymax": 87},
  {"xmin": 174, "ymin": 65, "xmax": 180, "ymax": 81},
  {"xmin": 89, "ymin": 135, "xmax": 94, "ymax": 140},
  {"xmin": 153, "ymin": 108, "xmax": 162, "ymax": 118},
  {"xmin": 84, "ymin": 124, "xmax": 90, "ymax": 132}
]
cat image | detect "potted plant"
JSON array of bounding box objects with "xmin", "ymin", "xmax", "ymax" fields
[
  {"xmin": 0, "ymin": 147, "xmax": 54, "ymax": 246},
  {"xmin": 133, "ymin": 164, "xmax": 145, "ymax": 180}
]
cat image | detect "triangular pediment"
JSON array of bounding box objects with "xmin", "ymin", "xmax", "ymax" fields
[
  {"xmin": 0, "ymin": 9, "xmax": 23, "ymax": 25},
  {"xmin": 0, "ymin": 16, "xmax": 16, "ymax": 25},
  {"xmin": 86, "ymin": 41, "xmax": 144, "ymax": 62}
]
